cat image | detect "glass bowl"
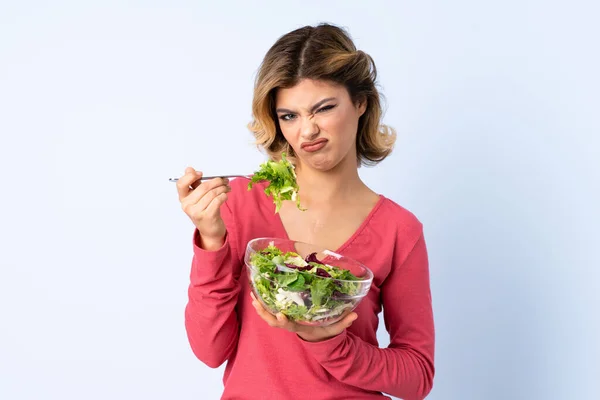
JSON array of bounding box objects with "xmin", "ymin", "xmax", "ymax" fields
[{"xmin": 244, "ymin": 237, "xmax": 373, "ymax": 326}]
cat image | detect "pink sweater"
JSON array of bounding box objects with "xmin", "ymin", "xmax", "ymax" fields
[{"xmin": 184, "ymin": 178, "xmax": 435, "ymax": 400}]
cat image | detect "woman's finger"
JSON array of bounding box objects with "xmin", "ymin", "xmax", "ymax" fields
[
  {"xmin": 176, "ymin": 168, "xmax": 202, "ymax": 200},
  {"xmin": 326, "ymin": 312, "xmax": 358, "ymax": 335},
  {"xmin": 340, "ymin": 312, "xmax": 358, "ymax": 328},
  {"xmin": 189, "ymin": 174, "xmax": 202, "ymax": 190},
  {"xmin": 183, "ymin": 177, "xmax": 230, "ymax": 206},
  {"xmin": 251, "ymin": 297, "xmax": 288, "ymax": 328},
  {"xmin": 196, "ymin": 185, "xmax": 231, "ymax": 211},
  {"xmin": 275, "ymin": 313, "xmax": 298, "ymax": 333}
]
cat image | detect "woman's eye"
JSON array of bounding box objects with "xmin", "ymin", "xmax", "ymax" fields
[
  {"xmin": 317, "ymin": 105, "xmax": 336, "ymax": 113},
  {"xmin": 279, "ymin": 114, "xmax": 296, "ymax": 121}
]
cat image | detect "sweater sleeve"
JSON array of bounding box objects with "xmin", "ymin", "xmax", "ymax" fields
[
  {"xmin": 299, "ymin": 231, "xmax": 435, "ymax": 400},
  {"xmin": 184, "ymin": 201, "xmax": 243, "ymax": 368}
]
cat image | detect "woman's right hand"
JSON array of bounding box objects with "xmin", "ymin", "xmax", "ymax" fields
[{"xmin": 177, "ymin": 167, "xmax": 231, "ymax": 250}]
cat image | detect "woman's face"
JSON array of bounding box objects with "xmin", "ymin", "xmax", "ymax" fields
[{"xmin": 274, "ymin": 79, "xmax": 366, "ymax": 171}]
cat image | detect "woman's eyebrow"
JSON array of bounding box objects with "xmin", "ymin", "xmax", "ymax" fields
[{"xmin": 275, "ymin": 97, "xmax": 337, "ymax": 114}]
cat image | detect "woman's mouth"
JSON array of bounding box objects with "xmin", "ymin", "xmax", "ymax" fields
[{"xmin": 301, "ymin": 138, "xmax": 328, "ymax": 152}]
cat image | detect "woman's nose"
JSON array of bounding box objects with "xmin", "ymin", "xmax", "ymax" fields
[{"xmin": 300, "ymin": 116, "xmax": 319, "ymax": 139}]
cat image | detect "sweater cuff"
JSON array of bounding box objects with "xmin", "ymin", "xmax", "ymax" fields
[
  {"xmin": 190, "ymin": 229, "xmax": 233, "ymax": 282},
  {"xmin": 193, "ymin": 228, "xmax": 228, "ymax": 254},
  {"xmin": 297, "ymin": 330, "xmax": 348, "ymax": 363}
]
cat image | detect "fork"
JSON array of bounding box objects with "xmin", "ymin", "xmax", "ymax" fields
[{"xmin": 168, "ymin": 175, "xmax": 250, "ymax": 182}]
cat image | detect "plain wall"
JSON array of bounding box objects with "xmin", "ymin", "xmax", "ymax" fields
[{"xmin": 1, "ymin": 1, "xmax": 598, "ymax": 399}]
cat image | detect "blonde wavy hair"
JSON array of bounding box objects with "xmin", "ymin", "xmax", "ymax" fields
[{"xmin": 248, "ymin": 23, "xmax": 396, "ymax": 167}]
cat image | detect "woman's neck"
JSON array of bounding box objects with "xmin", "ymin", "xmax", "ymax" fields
[{"xmin": 294, "ymin": 155, "xmax": 365, "ymax": 207}]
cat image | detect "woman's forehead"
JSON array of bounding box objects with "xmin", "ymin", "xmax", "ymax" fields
[{"xmin": 275, "ymin": 79, "xmax": 349, "ymax": 108}]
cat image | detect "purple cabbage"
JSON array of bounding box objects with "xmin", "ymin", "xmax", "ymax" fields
[
  {"xmin": 305, "ymin": 253, "xmax": 332, "ymax": 278},
  {"xmin": 305, "ymin": 252, "xmax": 323, "ymax": 264},
  {"xmin": 316, "ymin": 268, "xmax": 331, "ymax": 278},
  {"xmin": 284, "ymin": 263, "xmax": 311, "ymax": 272}
]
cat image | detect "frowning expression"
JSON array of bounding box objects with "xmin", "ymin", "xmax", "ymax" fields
[{"xmin": 275, "ymin": 79, "xmax": 366, "ymax": 171}]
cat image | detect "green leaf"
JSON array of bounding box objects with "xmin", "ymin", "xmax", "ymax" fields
[
  {"xmin": 310, "ymin": 278, "xmax": 334, "ymax": 308},
  {"xmin": 247, "ymin": 153, "xmax": 305, "ymax": 213},
  {"xmin": 275, "ymin": 272, "xmax": 299, "ymax": 287},
  {"xmin": 286, "ymin": 273, "xmax": 306, "ymax": 291},
  {"xmin": 281, "ymin": 303, "xmax": 309, "ymax": 321}
]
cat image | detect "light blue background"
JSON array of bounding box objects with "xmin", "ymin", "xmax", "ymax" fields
[{"xmin": 1, "ymin": 1, "xmax": 598, "ymax": 399}]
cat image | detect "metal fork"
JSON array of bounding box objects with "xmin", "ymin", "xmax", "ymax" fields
[{"xmin": 168, "ymin": 175, "xmax": 250, "ymax": 182}]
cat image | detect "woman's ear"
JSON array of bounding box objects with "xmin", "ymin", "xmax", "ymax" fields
[{"xmin": 356, "ymin": 96, "xmax": 367, "ymax": 117}]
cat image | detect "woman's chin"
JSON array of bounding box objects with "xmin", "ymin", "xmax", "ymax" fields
[{"xmin": 303, "ymin": 155, "xmax": 339, "ymax": 172}]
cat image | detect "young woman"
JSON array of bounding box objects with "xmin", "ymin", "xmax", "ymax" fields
[{"xmin": 176, "ymin": 23, "xmax": 435, "ymax": 400}]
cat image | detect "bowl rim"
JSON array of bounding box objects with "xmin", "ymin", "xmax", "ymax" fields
[{"xmin": 245, "ymin": 237, "xmax": 374, "ymax": 284}]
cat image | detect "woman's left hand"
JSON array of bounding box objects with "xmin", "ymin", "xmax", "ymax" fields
[{"xmin": 250, "ymin": 292, "xmax": 357, "ymax": 342}]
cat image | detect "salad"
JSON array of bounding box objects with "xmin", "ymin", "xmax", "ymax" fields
[
  {"xmin": 247, "ymin": 153, "xmax": 305, "ymax": 213},
  {"xmin": 249, "ymin": 243, "xmax": 362, "ymax": 323}
]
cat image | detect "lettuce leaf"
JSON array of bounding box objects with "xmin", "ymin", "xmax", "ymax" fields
[
  {"xmin": 310, "ymin": 277, "xmax": 334, "ymax": 308},
  {"xmin": 247, "ymin": 153, "xmax": 305, "ymax": 213}
]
